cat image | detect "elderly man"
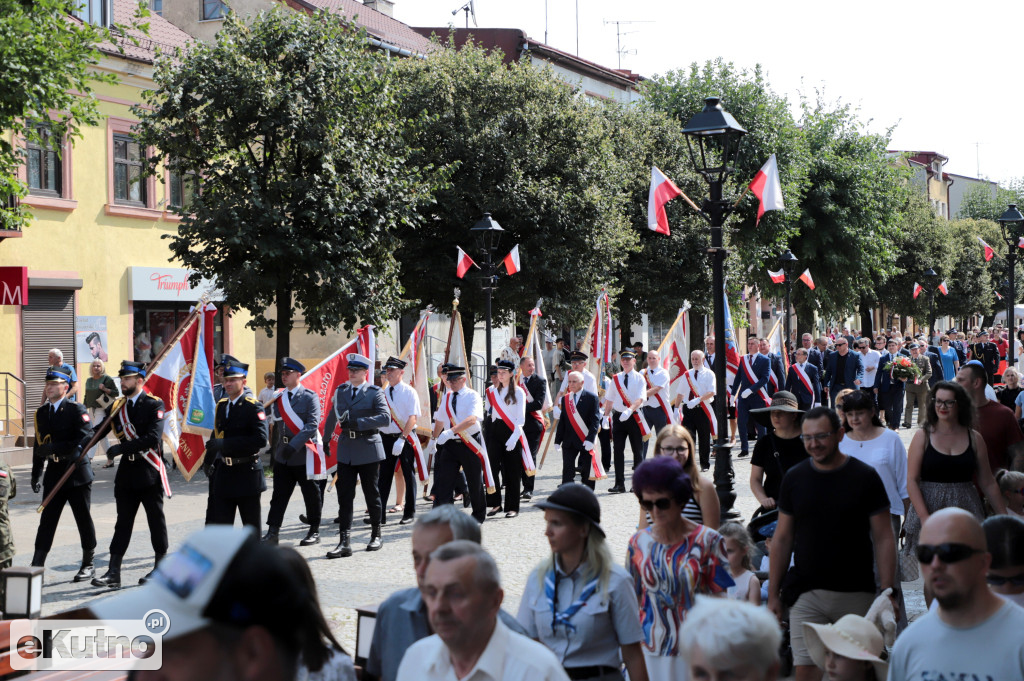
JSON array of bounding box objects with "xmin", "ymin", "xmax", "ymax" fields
[
  {"xmin": 397, "ymin": 541, "xmax": 568, "ymax": 681},
  {"xmin": 679, "ymin": 349, "xmax": 716, "ymax": 471},
  {"xmin": 889, "ymin": 508, "xmax": 1024, "ymax": 679},
  {"xmin": 554, "ymin": 370, "xmax": 601, "ymax": 488},
  {"xmin": 641, "ymin": 349, "xmax": 672, "ymax": 456},
  {"xmin": 901, "ymin": 343, "xmax": 932, "ymax": 428},
  {"xmin": 43, "ymin": 348, "xmax": 78, "ymax": 404}
]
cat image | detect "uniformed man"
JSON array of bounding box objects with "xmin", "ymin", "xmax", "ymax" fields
[
  {"xmin": 518, "ymin": 355, "xmax": 546, "ymax": 501},
  {"xmin": 204, "ymin": 359, "xmax": 268, "ymax": 528},
  {"xmin": 212, "ymin": 354, "xmax": 252, "ymax": 402},
  {"xmin": 0, "ymin": 459, "xmax": 16, "ymax": 570},
  {"xmin": 601, "ymin": 349, "xmax": 647, "ymax": 494},
  {"xmin": 428, "ymin": 365, "xmax": 488, "ymax": 523},
  {"xmin": 731, "ymin": 337, "xmax": 772, "ymax": 457},
  {"xmin": 678, "ymin": 350, "xmax": 717, "ymax": 471},
  {"xmin": 554, "ymin": 351, "xmax": 597, "ymax": 405},
  {"xmin": 30, "ymin": 366, "xmax": 97, "ymax": 582},
  {"xmin": 641, "ymin": 348, "xmax": 671, "ymax": 458},
  {"xmin": 322, "ymin": 353, "xmax": 390, "ymax": 558},
  {"xmin": 263, "ymin": 357, "xmax": 323, "ymax": 547},
  {"xmin": 374, "ymin": 356, "xmax": 420, "ymax": 527},
  {"xmin": 92, "ymin": 360, "xmax": 169, "ymax": 589}
]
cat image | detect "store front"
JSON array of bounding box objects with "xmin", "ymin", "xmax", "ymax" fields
[{"xmin": 128, "ymin": 267, "xmax": 225, "ymax": 362}]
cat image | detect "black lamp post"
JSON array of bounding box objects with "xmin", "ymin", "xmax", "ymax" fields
[
  {"xmin": 998, "ymin": 204, "xmax": 1024, "ymax": 366},
  {"xmin": 923, "ymin": 267, "xmax": 938, "ymax": 342},
  {"xmin": 681, "ymin": 96, "xmax": 747, "ymax": 516},
  {"xmin": 470, "ymin": 212, "xmax": 504, "ymax": 366},
  {"xmin": 780, "ymin": 249, "xmax": 799, "ymax": 362}
]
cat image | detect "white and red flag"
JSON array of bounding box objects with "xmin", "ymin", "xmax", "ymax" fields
[
  {"xmin": 648, "ymin": 166, "xmax": 683, "ymax": 235},
  {"xmin": 997, "ymin": 291, "xmax": 1004, "ymax": 300},
  {"xmin": 768, "ymin": 268, "xmax": 785, "ymax": 284},
  {"xmin": 456, "ymin": 246, "xmax": 478, "ymax": 279},
  {"xmin": 798, "ymin": 269, "xmax": 815, "ymax": 290},
  {"xmin": 1017, "ymin": 236, "xmax": 1024, "ymax": 249},
  {"xmin": 913, "ymin": 282, "xmax": 923, "ymax": 299},
  {"xmin": 749, "ymin": 154, "xmax": 785, "ymax": 225},
  {"xmin": 978, "ymin": 236, "xmax": 995, "ymax": 261},
  {"xmin": 658, "ymin": 304, "xmax": 690, "ymax": 403},
  {"xmin": 502, "ymin": 245, "xmax": 521, "ymax": 275},
  {"xmin": 938, "ymin": 281, "xmax": 949, "ymax": 295}
]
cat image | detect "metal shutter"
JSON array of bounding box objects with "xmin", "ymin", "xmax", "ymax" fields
[{"xmin": 22, "ymin": 290, "xmax": 76, "ymax": 411}]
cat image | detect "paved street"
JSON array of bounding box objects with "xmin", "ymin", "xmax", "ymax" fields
[{"xmin": 7, "ymin": 426, "xmax": 925, "ymax": 653}]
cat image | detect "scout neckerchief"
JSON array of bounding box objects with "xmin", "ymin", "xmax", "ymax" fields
[
  {"xmin": 486, "ymin": 385, "xmax": 536, "ymax": 476},
  {"xmin": 115, "ymin": 396, "xmax": 172, "ymax": 497},
  {"xmin": 278, "ymin": 388, "xmax": 327, "ymax": 481},
  {"xmin": 741, "ymin": 355, "xmax": 772, "ymax": 406},
  {"xmin": 683, "ymin": 369, "xmax": 718, "ymax": 438},
  {"xmin": 611, "ymin": 372, "xmax": 652, "ymax": 440},
  {"xmin": 564, "ymin": 391, "xmax": 606, "ymax": 480},
  {"xmin": 383, "ymin": 384, "xmax": 428, "ymax": 483},
  {"xmin": 444, "ymin": 390, "xmax": 496, "ymax": 493},
  {"xmin": 643, "ymin": 367, "xmax": 675, "ymax": 426},
  {"xmin": 545, "ymin": 567, "xmax": 601, "ymax": 634}
]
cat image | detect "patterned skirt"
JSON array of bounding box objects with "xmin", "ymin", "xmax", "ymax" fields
[{"xmin": 901, "ymin": 481, "xmax": 985, "ymax": 580}]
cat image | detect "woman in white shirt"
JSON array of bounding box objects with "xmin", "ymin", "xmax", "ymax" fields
[{"xmin": 487, "ymin": 359, "xmax": 529, "ymax": 518}]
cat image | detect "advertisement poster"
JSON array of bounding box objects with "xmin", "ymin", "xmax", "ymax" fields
[{"xmin": 75, "ymin": 316, "xmax": 109, "ymax": 363}]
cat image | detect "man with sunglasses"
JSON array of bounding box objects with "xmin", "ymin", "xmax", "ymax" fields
[
  {"xmin": 822, "ymin": 336, "xmax": 864, "ymax": 408},
  {"xmin": 889, "ymin": 508, "xmax": 1024, "ymax": 679},
  {"xmin": 854, "ymin": 337, "xmax": 881, "ymax": 392}
]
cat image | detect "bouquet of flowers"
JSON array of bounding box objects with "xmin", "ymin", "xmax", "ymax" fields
[{"xmin": 883, "ymin": 355, "xmax": 921, "ymax": 381}]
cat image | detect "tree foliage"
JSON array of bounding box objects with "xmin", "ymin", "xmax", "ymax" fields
[{"xmin": 134, "ymin": 10, "xmax": 442, "ymax": 362}]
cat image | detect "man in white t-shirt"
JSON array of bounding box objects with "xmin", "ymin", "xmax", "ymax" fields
[
  {"xmin": 855, "ymin": 337, "xmax": 881, "ymax": 390},
  {"xmin": 889, "ymin": 508, "xmax": 1024, "ymax": 679},
  {"xmin": 397, "ymin": 541, "xmax": 568, "ymax": 681}
]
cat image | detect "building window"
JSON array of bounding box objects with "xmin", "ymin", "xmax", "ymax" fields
[
  {"xmin": 202, "ymin": 0, "xmax": 226, "ymax": 20},
  {"xmin": 133, "ymin": 303, "xmax": 224, "ymax": 362},
  {"xmin": 75, "ymin": 0, "xmax": 111, "ymax": 27},
  {"xmin": 168, "ymin": 168, "xmax": 198, "ymax": 211},
  {"xmin": 25, "ymin": 124, "xmax": 62, "ymax": 198},
  {"xmin": 113, "ymin": 134, "xmax": 147, "ymax": 206},
  {"xmin": 151, "ymin": 0, "xmax": 162, "ymax": 15}
]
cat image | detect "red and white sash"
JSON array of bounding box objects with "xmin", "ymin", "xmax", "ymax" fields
[
  {"xmin": 643, "ymin": 369, "xmax": 675, "ymax": 426},
  {"xmin": 564, "ymin": 393, "xmax": 606, "ymax": 480},
  {"xmin": 384, "ymin": 387, "xmax": 428, "ymax": 483},
  {"xmin": 792, "ymin": 363, "xmax": 814, "ymax": 399},
  {"xmin": 487, "ymin": 387, "xmax": 535, "ymax": 476},
  {"xmin": 612, "ymin": 373, "xmax": 652, "ymax": 440},
  {"xmin": 683, "ymin": 370, "xmax": 717, "ymax": 438},
  {"xmin": 116, "ymin": 402, "xmax": 172, "ymax": 497},
  {"xmin": 445, "ymin": 392, "xmax": 496, "ymax": 493},
  {"xmin": 520, "ymin": 378, "xmax": 546, "ymax": 429},
  {"xmin": 741, "ymin": 355, "xmax": 772, "ymax": 406},
  {"xmin": 279, "ymin": 390, "xmax": 327, "ymax": 481}
]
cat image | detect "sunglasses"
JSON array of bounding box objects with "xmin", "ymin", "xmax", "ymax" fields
[
  {"xmin": 986, "ymin": 572, "xmax": 1024, "ymax": 586},
  {"xmin": 639, "ymin": 497, "xmax": 674, "ymax": 511},
  {"xmin": 916, "ymin": 542, "xmax": 984, "ymax": 564}
]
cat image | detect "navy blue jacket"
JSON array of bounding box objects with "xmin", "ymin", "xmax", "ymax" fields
[
  {"xmin": 823, "ymin": 350, "xmax": 865, "ymax": 390},
  {"xmin": 785, "ymin": 363, "xmax": 822, "ymax": 406}
]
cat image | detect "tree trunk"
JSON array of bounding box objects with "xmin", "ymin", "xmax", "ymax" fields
[
  {"xmin": 275, "ymin": 286, "xmax": 293, "ymax": 389},
  {"xmin": 619, "ymin": 306, "xmax": 635, "ymax": 351},
  {"xmin": 859, "ymin": 295, "xmax": 874, "ymax": 339},
  {"xmin": 794, "ymin": 300, "xmax": 815, "ymax": 340}
]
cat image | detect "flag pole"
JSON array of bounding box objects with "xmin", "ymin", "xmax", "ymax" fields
[
  {"xmin": 38, "ymin": 298, "xmax": 208, "ymax": 513},
  {"xmin": 731, "ymin": 185, "xmax": 751, "ymax": 209},
  {"xmin": 656, "ymin": 307, "xmax": 686, "ymax": 356}
]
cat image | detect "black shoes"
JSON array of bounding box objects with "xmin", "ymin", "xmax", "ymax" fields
[
  {"xmin": 367, "ymin": 525, "xmax": 383, "ymax": 552},
  {"xmin": 92, "ymin": 553, "xmax": 122, "ymax": 589},
  {"xmin": 521, "ymin": 491, "xmax": 532, "ymax": 501},
  {"xmin": 399, "ymin": 516, "xmax": 415, "ymax": 525},
  {"xmin": 608, "ymin": 485, "xmax": 626, "ymax": 494},
  {"xmin": 73, "ymin": 550, "xmax": 95, "ymax": 583},
  {"xmin": 261, "ymin": 526, "xmax": 280, "ymax": 545},
  {"xmin": 327, "ymin": 531, "xmax": 352, "ymax": 559},
  {"xmin": 300, "ymin": 530, "xmax": 320, "ymax": 546}
]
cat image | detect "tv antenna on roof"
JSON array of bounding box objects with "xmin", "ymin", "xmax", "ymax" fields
[
  {"xmin": 452, "ymin": 1, "xmax": 477, "ymax": 29},
  {"xmin": 603, "ymin": 19, "xmax": 652, "ymax": 69}
]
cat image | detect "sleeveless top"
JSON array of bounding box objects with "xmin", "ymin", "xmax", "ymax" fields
[
  {"xmin": 682, "ymin": 498, "xmax": 704, "ymax": 524},
  {"xmin": 920, "ymin": 435, "xmax": 978, "ymax": 483},
  {"xmin": 727, "ymin": 570, "xmax": 756, "ymax": 601}
]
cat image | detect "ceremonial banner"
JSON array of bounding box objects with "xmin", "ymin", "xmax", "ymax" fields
[
  {"xmin": 768, "ymin": 268, "xmax": 785, "ymax": 284},
  {"xmin": 722, "ymin": 287, "xmax": 742, "ymax": 390},
  {"xmin": 399, "ymin": 311, "xmax": 433, "ymax": 437},
  {"xmin": 503, "ymin": 245, "xmax": 521, "ymax": 275},
  {"xmin": 658, "ymin": 304, "xmax": 690, "ymax": 402},
  {"xmin": 522, "ymin": 304, "xmax": 553, "ymax": 413},
  {"xmin": 913, "ymin": 282, "xmax": 923, "ymax": 299}
]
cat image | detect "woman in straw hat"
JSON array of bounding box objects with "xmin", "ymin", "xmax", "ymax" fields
[
  {"xmin": 748, "ymin": 391, "xmax": 808, "ymax": 514},
  {"xmin": 803, "ymin": 614, "xmax": 888, "ymax": 681}
]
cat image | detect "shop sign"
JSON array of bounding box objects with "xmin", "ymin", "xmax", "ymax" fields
[
  {"xmin": 0, "ymin": 267, "xmax": 28, "ymax": 306},
  {"xmin": 128, "ymin": 267, "xmax": 221, "ymax": 302}
]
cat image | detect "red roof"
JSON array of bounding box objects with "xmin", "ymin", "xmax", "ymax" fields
[
  {"xmin": 98, "ymin": 0, "xmax": 194, "ymax": 64},
  {"xmin": 291, "ymin": 0, "xmax": 437, "ymax": 55}
]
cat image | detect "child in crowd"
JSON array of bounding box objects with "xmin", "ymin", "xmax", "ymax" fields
[
  {"xmin": 997, "ymin": 470, "xmax": 1024, "ymax": 517},
  {"xmin": 719, "ymin": 522, "xmax": 760, "ymax": 605}
]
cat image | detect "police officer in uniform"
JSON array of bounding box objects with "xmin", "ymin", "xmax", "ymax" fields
[
  {"xmin": 30, "ymin": 366, "xmax": 97, "ymax": 582},
  {"xmin": 264, "ymin": 357, "xmax": 323, "ymax": 547},
  {"xmin": 92, "ymin": 361, "xmax": 168, "ymax": 589},
  {"xmin": 322, "ymin": 353, "xmax": 389, "ymax": 558},
  {"xmin": 204, "ymin": 359, "xmax": 268, "ymax": 528},
  {"xmin": 374, "ymin": 356, "xmax": 420, "ymax": 527},
  {"xmin": 213, "ymin": 354, "xmax": 252, "ymax": 401},
  {"xmin": 429, "ymin": 365, "xmax": 488, "ymax": 523}
]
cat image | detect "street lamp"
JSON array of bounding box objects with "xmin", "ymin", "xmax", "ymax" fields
[
  {"xmin": 780, "ymin": 249, "xmax": 799, "ymax": 362},
  {"xmin": 682, "ymin": 96, "xmax": 747, "ymax": 516},
  {"xmin": 923, "ymin": 267, "xmax": 938, "ymax": 342},
  {"xmin": 998, "ymin": 204, "xmax": 1024, "ymax": 364},
  {"xmin": 470, "ymin": 212, "xmax": 504, "ymax": 366}
]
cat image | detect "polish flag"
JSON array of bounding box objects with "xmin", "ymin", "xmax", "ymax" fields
[
  {"xmin": 997, "ymin": 291, "xmax": 1004, "ymax": 300},
  {"xmin": 938, "ymin": 281, "xmax": 948, "ymax": 295},
  {"xmin": 768, "ymin": 268, "xmax": 785, "ymax": 284},
  {"xmin": 1018, "ymin": 236, "xmax": 1024, "ymax": 248},
  {"xmin": 978, "ymin": 237, "xmax": 995, "ymax": 261},
  {"xmin": 749, "ymin": 154, "xmax": 785, "ymax": 225},
  {"xmin": 798, "ymin": 268, "xmax": 815, "ymax": 290},
  {"xmin": 502, "ymin": 244, "xmax": 521, "ymax": 275},
  {"xmin": 648, "ymin": 166, "xmax": 683, "ymax": 235},
  {"xmin": 456, "ymin": 246, "xmax": 478, "ymax": 279},
  {"xmin": 913, "ymin": 282, "xmax": 923, "ymax": 299}
]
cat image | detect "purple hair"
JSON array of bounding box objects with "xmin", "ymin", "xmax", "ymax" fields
[{"xmin": 633, "ymin": 456, "xmax": 693, "ymax": 507}]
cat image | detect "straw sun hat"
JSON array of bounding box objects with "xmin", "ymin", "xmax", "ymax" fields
[{"xmin": 803, "ymin": 614, "xmax": 888, "ymax": 680}]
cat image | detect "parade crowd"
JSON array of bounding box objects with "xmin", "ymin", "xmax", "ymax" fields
[{"xmin": 16, "ymin": 321, "xmax": 1024, "ymax": 680}]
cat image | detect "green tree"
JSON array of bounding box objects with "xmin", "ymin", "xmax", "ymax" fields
[
  {"xmin": 937, "ymin": 219, "xmax": 994, "ymax": 323},
  {"xmin": 134, "ymin": 10, "xmax": 442, "ymax": 366},
  {"xmin": 956, "ymin": 180, "xmax": 1023, "ymax": 220},
  {"xmin": 392, "ymin": 38, "xmax": 634, "ymax": 345},
  {"xmin": 0, "ymin": 0, "xmax": 120, "ymax": 230}
]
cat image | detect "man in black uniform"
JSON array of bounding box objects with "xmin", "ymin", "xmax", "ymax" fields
[
  {"xmin": 30, "ymin": 366, "xmax": 97, "ymax": 582},
  {"xmin": 518, "ymin": 356, "xmax": 547, "ymax": 501},
  {"xmin": 968, "ymin": 330, "xmax": 1000, "ymax": 385},
  {"xmin": 204, "ymin": 359, "xmax": 268, "ymax": 528},
  {"xmin": 263, "ymin": 357, "xmax": 322, "ymax": 547},
  {"xmin": 92, "ymin": 361, "xmax": 169, "ymax": 589}
]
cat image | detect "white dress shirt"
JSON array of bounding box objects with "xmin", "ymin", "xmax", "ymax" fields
[
  {"xmin": 558, "ymin": 369, "xmax": 597, "ymax": 396},
  {"xmin": 381, "ymin": 381, "xmax": 421, "ymax": 434},
  {"xmin": 859, "ymin": 349, "xmax": 882, "ymax": 388},
  {"xmin": 433, "ymin": 386, "xmax": 483, "ymax": 434},
  {"xmin": 645, "ymin": 366, "xmax": 670, "ymax": 395},
  {"xmin": 396, "ymin": 618, "xmax": 569, "ymax": 681},
  {"xmin": 682, "ymin": 367, "xmax": 716, "ymax": 402},
  {"xmin": 603, "ymin": 369, "xmax": 646, "ymax": 412},
  {"xmin": 487, "ymin": 384, "xmax": 526, "ymax": 427}
]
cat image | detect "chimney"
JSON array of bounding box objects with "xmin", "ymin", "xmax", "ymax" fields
[{"xmin": 363, "ymin": 0, "xmax": 394, "ymax": 17}]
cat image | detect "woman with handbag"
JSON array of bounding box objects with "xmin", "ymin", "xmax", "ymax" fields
[
  {"xmin": 748, "ymin": 391, "xmax": 808, "ymax": 513},
  {"xmin": 83, "ymin": 359, "xmax": 119, "ymax": 466}
]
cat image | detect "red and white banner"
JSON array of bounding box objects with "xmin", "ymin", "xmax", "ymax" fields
[
  {"xmin": 648, "ymin": 166, "xmax": 683, "ymax": 235},
  {"xmin": 913, "ymin": 282, "xmax": 923, "ymax": 299},
  {"xmin": 660, "ymin": 306, "xmax": 690, "ymax": 402},
  {"xmin": 723, "ymin": 288, "xmax": 742, "ymax": 391},
  {"xmin": 978, "ymin": 237, "xmax": 995, "ymax": 262},
  {"xmin": 768, "ymin": 268, "xmax": 785, "ymax": 284},
  {"xmin": 487, "ymin": 386, "xmax": 536, "ymax": 475},
  {"xmin": 750, "ymin": 154, "xmax": 785, "ymax": 225},
  {"xmin": 502, "ymin": 245, "xmax": 521, "ymax": 275},
  {"xmin": 456, "ymin": 246, "xmax": 478, "ymax": 279},
  {"xmin": 403, "ymin": 312, "xmax": 433, "ymax": 438},
  {"xmin": 799, "ymin": 269, "xmax": 815, "ymax": 290},
  {"xmin": 594, "ymin": 290, "xmax": 613, "ymax": 365}
]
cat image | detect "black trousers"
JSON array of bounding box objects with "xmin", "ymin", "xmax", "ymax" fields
[
  {"xmin": 640, "ymin": 404, "xmax": 669, "ymax": 459},
  {"xmin": 207, "ymin": 493, "xmax": 262, "ymax": 529},
  {"xmin": 561, "ymin": 441, "xmax": 595, "ymax": 490},
  {"xmin": 336, "ymin": 460, "xmax": 381, "ymax": 531},
  {"xmin": 267, "ymin": 461, "xmax": 322, "ymax": 529},
  {"xmin": 486, "ymin": 420, "xmax": 523, "ymax": 513},
  {"xmin": 599, "ymin": 424, "xmax": 612, "ymax": 472},
  {"xmin": 110, "ymin": 483, "xmax": 167, "ymax": 556},
  {"xmin": 379, "ymin": 433, "xmax": 416, "ymax": 522},
  {"xmin": 683, "ymin": 406, "xmax": 712, "ymax": 470},
  {"xmin": 612, "ymin": 412, "xmax": 644, "ymax": 487},
  {"xmin": 35, "ymin": 483, "xmax": 96, "ymax": 554},
  {"xmin": 878, "ymin": 390, "xmax": 904, "ymax": 430},
  {"xmin": 485, "ymin": 426, "xmax": 505, "ymax": 509},
  {"xmin": 520, "ymin": 418, "xmax": 543, "ymax": 494},
  {"xmin": 433, "ymin": 440, "xmax": 487, "ymax": 523}
]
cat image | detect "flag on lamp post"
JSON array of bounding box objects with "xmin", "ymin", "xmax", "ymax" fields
[
  {"xmin": 978, "ymin": 236, "xmax": 995, "ymax": 261},
  {"xmin": 768, "ymin": 268, "xmax": 785, "ymax": 284},
  {"xmin": 648, "ymin": 166, "xmax": 683, "ymax": 235},
  {"xmin": 502, "ymin": 245, "xmax": 521, "ymax": 275},
  {"xmin": 913, "ymin": 282, "xmax": 923, "ymax": 299},
  {"xmin": 456, "ymin": 246, "xmax": 478, "ymax": 279},
  {"xmin": 938, "ymin": 281, "xmax": 949, "ymax": 295},
  {"xmin": 798, "ymin": 269, "xmax": 815, "ymax": 290},
  {"xmin": 749, "ymin": 154, "xmax": 785, "ymax": 225}
]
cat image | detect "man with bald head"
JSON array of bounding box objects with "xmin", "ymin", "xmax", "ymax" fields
[{"xmin": 889, "ymin": 508, "xmax": 1024, "ymax": 679}]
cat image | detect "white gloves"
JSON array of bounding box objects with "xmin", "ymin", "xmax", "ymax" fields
[
  {"xmin": 583, "ymin": 441, "xmax": 594, "ymax": 451},
  {"xmin": 740, "ymin": 389, "xmax": 752, "ymax": 399},
  {"xmin": 504, "ymin": 431, "xmax": 519, "ymax": 451},
  {"xmin": 437, "ymin": 429, "xmax": 454, "ymax": 445},
  {"xmin": 425, "ymin": 439, "xmax": 437, "ymax": 457},
  {"xmin": 813, "ymin": 402, "xmax": 821, "ymax": 408},
  {"xmin": 618, "ymin": 410, "xmax": 632, "ymax": 422},
  {"xmin": 552, "ymin": 406, "xmax": 561, "ymax": 420},
  {"xmin": 391, "ymin": 438, "xmax": 405, "ymax": 457},
  {"xmin": 686, "ymin": 398, "xmax": 700, "ymax": 410}
]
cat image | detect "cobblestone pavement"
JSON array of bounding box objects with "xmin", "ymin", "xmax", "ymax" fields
[{"xmin": 8, "ymin": 426, "xmax": 925, "ymax": 653}]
